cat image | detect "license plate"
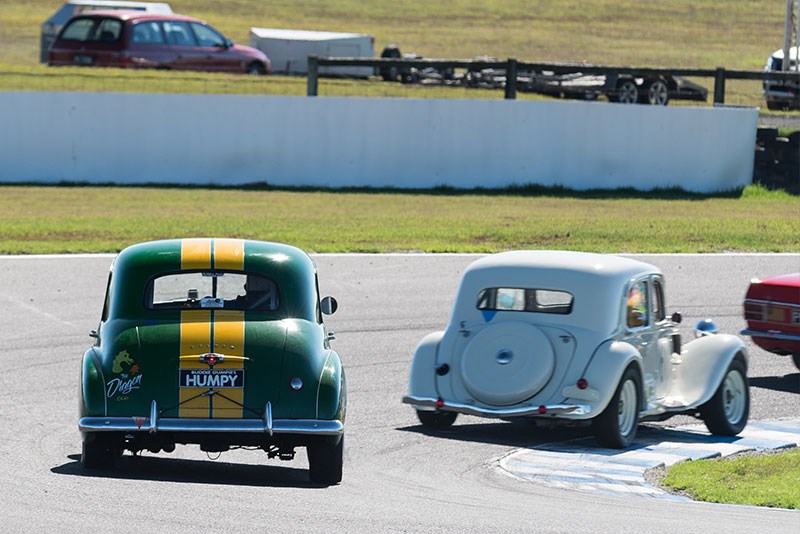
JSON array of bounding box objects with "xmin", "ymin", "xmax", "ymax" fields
[
  {"xmin": 179, "ymin": 368, "xmax": 245, "ymax": 388},
  {"xmin": 73, "ymin": 54, "xmax": 94, "ymax": 65}
]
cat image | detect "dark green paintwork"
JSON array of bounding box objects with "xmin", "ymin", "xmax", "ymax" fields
[{"xmin": 80, "ymin": 239, "xmax": 344, "ymax": 428}]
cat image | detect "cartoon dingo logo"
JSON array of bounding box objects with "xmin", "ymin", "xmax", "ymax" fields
[
  {"xmin": 107, "ymin": 350, "xmax": 143, "ymax": 399},
  {"xmin": 112, "ymin": 350, "xmax": 135, "ymax": 374}
]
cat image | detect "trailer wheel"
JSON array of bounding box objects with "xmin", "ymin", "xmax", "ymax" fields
[
  {"xmin": 380, "ymin": 45, "xmax": 402, "ymax": 82},
  {"xmin": 611, "ymin": 79, "xmax": 639, "ymax": 104},
  {"xmin": 640, "ymin": 79, "xmax": 669, "ymax": 105}
]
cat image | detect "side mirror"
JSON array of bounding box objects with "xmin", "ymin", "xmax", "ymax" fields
[
  {"xmin": 671, "ymin": 311, "xmax": 682, "ymax": 324},
  {"xmin": 223, "ymin": 38, "xmax": 233, "ymax": 48},
  {"xmin": 321, "ymin": 296, "xmax": 338, "ymax": 315}
]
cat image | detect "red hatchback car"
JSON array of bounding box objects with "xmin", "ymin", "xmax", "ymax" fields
[
  {"xmin": 742, "ymin": 273, "xmax": 800, "ymax": 370},
  {"xmin": 48, "ymin": 11, "xmax": 272, "ymax": 74}
]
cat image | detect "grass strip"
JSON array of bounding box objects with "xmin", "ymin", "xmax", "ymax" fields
[
  {"xmin": 662, "ymin": 448, "xmax": 800, "ymax": 509},
  {"xmin": 0, "ymin": 184, "xmax": 797, "ymax": 254}
]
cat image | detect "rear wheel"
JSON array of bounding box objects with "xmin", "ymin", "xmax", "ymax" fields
[
  {"xmin": 640, "ymin": 79, "xmax": 669, "ymax": 105},
  {"xmin": 416, "ymin": 409, "xmax": 458, "ymax": 429},
  {"xmin": 307, "ymin": 436, "xmax": 344, "ymax": 485},
  {"xmin": 792, "ymin": 353, "xmax": 800, "ymax": 371},
  {"xmin": 701, "ymin": 357, "xmax": 749, "ymax": 435},
  {"xmin": 612, "ymin": 79, "xmax": 639, "ymax": 104},
  {"xmin": 81, "ymin": 433, "xmax": 117, "ymax": 469},
  {"xmin": 592, "ymin": 366, "xmax": 640, "ymax": 448}
]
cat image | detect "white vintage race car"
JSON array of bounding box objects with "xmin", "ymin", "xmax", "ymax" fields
[{"xmin": 402, "ymin": 251, "xmax": 750, "ymax": 448}]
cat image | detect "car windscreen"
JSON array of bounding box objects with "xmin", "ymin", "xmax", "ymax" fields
[
  {"xmin": 146, "ymin": 271, "xmax": 280, "ymax": 311},
  {"xmin": 476, "ymin": 287, "xmax": 573, "ymax": 314}
]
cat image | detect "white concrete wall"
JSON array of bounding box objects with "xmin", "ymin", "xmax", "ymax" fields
[{"xmin": 0, "ymin": 92, "xmax": 757, "ymax": 192}]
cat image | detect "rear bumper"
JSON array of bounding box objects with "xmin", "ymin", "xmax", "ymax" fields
[
  {"xmin": 80, "ymin": 400, "xmax": 343, "ymax": 436},
  {"xmin": 402, "ymin": 395, "xmax": 590, "ymax": 418},
  {"xmin": 741, "ymin": 328, "xmax": 800, "ymax": 343}
]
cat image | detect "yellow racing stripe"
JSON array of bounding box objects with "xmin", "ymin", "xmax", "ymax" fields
[
  {"xmin": 212, "ymin": 311, "xmax": 245, "ymax": 418},
  {"xmin": 213, "ymin": 238, "xmax": 245, "ymax": 270},
  {"xmin": 181, "ymin": 238, "xmax": 212, "ymax": 270},
  {"xmin": 179, "ymin": 310, "xmax": 212, "ymax": 418},
  {"xmin": 177, "ymin": 239, "xmax": 247, "ymax": 419}
]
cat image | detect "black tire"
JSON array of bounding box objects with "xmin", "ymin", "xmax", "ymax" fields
[
  {"xmin": 81, "ymin": 433, "xmax": 117, "ymax": 469},
  {"xmin": 246, "ymin": 62, "xmax": 266, "ymax": 75},
  {"xmin": 416, "ymin": 409, "xmax": 458, "ymax": 429},
  {"xmin": 765, "ymin": 101, "xmax": 783, "ymax": 111},
  {"xmin": 611, "ymin": 79, "xmax": 639, "ymax": 104},
  {"xmin": 307, "ymin": 435, "xmax": 344, "ymax": 485},
  {"xmin": 380, "ymin": 45, "xmax": 401, "ymax": 82},
  {"xmin": 701, "ymin": 357, "xmax": 749, "ymax": 435},
  {"xmin": 592, "ymin": 366, "xmax": 640, "ymax": 448},
  {"xmin": 640, "ymin": 79, "xmax": 670, "ymax": 105},
  {"xmin": 792, "ymin": 353, "xmax": 800, "ymax": 371}
]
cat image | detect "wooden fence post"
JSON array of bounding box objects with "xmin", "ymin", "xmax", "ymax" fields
[
  {"xmin": 713, "ymin": 67, "xmax": 726, "ymax": 104},
  {"xmin": 307, "ymin": 56, "xmax": 319, "ymax": 97},
  {"xmin": 505, "ymin": 58, "xmax": 518, "ymax": 100}
]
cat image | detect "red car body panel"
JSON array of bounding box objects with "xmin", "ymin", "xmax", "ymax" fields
[
  {"xmin": 48, "ymin": 11, "xmax": 271, "ymax": 74},
  {"xmin": 742, "ymin": 273, "xmax": 800, "ymax": 356}
]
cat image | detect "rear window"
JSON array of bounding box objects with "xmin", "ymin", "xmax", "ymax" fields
[
  {"xmin": 476, "ymin": 287, "xmax": 573, "ymax": 314},
  {"xmin": 146, "ymin": 272, "xmax": 279, "ymax": 311},
  {"xmin": 59, "ymin": 17, "xmax": 123, "ymax": 43}
]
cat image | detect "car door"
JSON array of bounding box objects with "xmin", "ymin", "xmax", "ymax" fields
[
  {"xmin": 623, "ymin": 277, "xmax": 672, "ymax": 406},
  {"xmin": 162, "ymin": 20, "xmax": 202, "ymax": 71},
  {"xmin": 188, "ymin": 22, "xmax": 238, "ymax": 72}
]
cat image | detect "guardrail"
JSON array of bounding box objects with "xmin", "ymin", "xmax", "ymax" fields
[{"xmin": 307, "ymin": 56, "xmax": 800, "ymax": 104}]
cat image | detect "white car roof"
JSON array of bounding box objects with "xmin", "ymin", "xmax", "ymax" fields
[{"xmin": 451, "ymin": 251, "xmax": 659, "ymax": 334}]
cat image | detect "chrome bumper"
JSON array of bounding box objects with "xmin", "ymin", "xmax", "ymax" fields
[
  {"xmin": 80, "ymin": 400, "xmax": 343, "ymax": 436},
  {"xmin": 402, "ymin": 395, "xmax": 590, "ymax": 418},
  {"xmin": 741, "ymin": 328, "xmax": 800, "ymax": 343}
]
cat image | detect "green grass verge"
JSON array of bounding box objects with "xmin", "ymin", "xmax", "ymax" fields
[
  {"xmin": 662, "ymin": 448, "xmax": 800, "ymax": 509},
  {"xmin": 1, "ymin": 184, "xmax": 797, "ymax": 254}
]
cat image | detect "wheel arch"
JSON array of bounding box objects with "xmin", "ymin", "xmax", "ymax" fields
[
  {"xmin": 676, "ymin": 334, "xmax": 748, "ymax": 408},
  {"xmin": 580, "ymin": 340, "xmax": 643, "ymax": 416}
]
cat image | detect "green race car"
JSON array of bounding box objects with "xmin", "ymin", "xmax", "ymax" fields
[{"xmin": 79, "ymin": 238, "xmax": 346, "ymax": 484}]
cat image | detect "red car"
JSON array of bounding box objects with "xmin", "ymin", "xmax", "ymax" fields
[
  {"xmin": 742, "ymin": 273, "xmax": 800, "ymax": 370},
  {"xmin": 48, "ymin": 11, "xmax": 272, "ymax": 74}
]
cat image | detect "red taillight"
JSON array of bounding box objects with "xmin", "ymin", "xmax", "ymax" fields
[
  {"xmin": 577, "ymin": 378, "xmax": 588, "ymax": 390},
  {"xmin": 435, "ymin": 398, "xmax": 445, "ymax": 408},
  {"xmin": 538, "ymin": 405, "xmax": 547, "ymax": 414}
]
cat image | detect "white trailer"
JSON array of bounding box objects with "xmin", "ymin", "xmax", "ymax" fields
[{"xmin": 249, "ymin": 28, "xmax": 374, "ymax": 77}]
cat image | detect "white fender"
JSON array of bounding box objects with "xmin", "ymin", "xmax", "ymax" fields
[
  {"xmin": 573, "ymin": 340, "xmax": 642, "ymax": 416},
  {"xmin": 406, "ymin": 331, "xmax": 445, "ymax": 401},
  {"xmin": 673, "ymin": 334, "xmax": 748, "ymax": 408}
]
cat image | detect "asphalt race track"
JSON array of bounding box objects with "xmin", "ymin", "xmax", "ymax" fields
[{"xmin": 2, "ymin": 253, "xmax": 799, "ymax": 533}]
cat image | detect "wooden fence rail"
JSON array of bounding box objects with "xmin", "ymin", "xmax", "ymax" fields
[{"xmin": 307, "ymin": 56, "xmax": 800, "ymax": 103}]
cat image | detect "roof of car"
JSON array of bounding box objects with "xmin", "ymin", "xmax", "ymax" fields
[
  {"xmin": 464, "ymin": 250, "xmax": 657, "ymax": 281},
  {"xmin": 77, "ymin": 10, "xmax": 201, "ymax": 23},
  {"xmin": 108, "ymin": 238, "xmax": 318, "ymax": 320}
]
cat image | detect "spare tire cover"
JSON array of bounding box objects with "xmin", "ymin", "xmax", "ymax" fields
[{"xmin": 460, "ymin": 322, "xmax": 554, "ymax": 406}]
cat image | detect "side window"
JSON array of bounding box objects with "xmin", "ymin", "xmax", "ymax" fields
[
  {"xmin": 626, "ymin": 280, "xmax": 649, "ymax": 328},
  {"xmin": 91, "ymin": 18, "xmax": 123, "ymax": 42},
  {"xmin": 190, "ymin": 22, "xmax": 226, "ymax": 47},
  {"xmin": 163, "ymin": 21, "xmax": 198, "ymax": 46},
  {"xmin": 132, "ymin": 21, "xmax": 166, "ymax": 44},
  {"xmin": 60, "ymin": 18, "xmax": 97, "ymax": 41},
  {"xmin": 652, "ymin": 278, "xmax": 666, "ymax": 322},
  {"xmin": 100, "ymin": 272, "xmax": 113, "ymax": 322}
]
